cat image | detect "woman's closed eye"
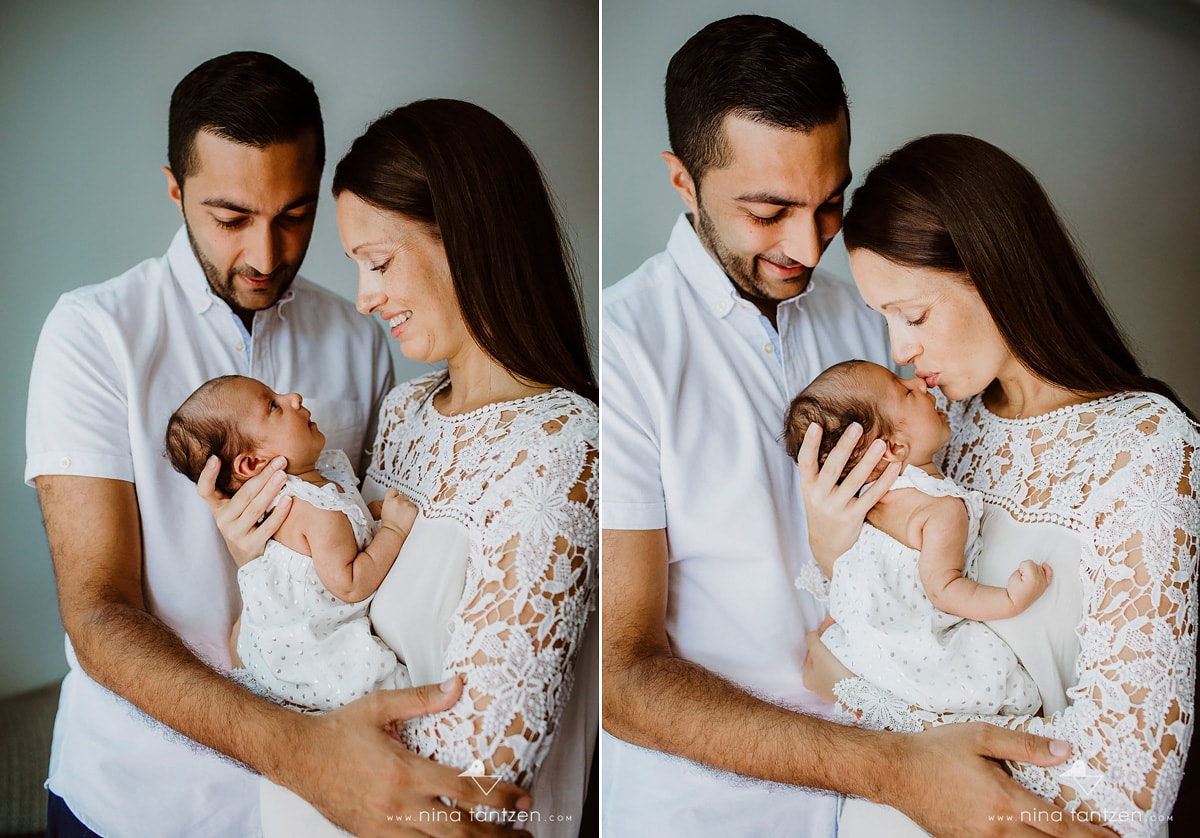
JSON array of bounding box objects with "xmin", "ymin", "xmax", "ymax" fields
[{"xmin": 370, "ymin": 259, "xmax": 392, "ymax": 274}]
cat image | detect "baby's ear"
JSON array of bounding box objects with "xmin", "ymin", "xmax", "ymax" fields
[
  {"xmin": 232, "ymin": 451, "xmax": 271, "ymax": 484},
  {"xmin": 881, "ymin": 438, "xmax": 908, "ymax": 465}
]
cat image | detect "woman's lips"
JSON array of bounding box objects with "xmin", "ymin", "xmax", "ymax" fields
[{"xmin": 385, "ymin": 311, "xmax": 412, "ymax": 337}]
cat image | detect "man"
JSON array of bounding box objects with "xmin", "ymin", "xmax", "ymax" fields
[
  {"xmin": 26, "ymin": 52, "xmax": 528, "ymax": 837},
  {"xmin": 601, "ymin": 16, "xmax": 1105, "ymax": 836}
]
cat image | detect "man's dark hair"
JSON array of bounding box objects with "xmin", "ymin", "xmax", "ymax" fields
[
  {"xmin": 168, "ymin": 51, "xmax": 325, "ymax": 183},
  {"xmin": 666, "ymin": 15, "xmax": 848, "ymax": 181}
]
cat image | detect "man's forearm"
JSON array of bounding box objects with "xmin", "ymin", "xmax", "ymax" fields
[
  {"xmin": 72, "ymin": 599, "xmax": 301, "ymax": 782},
  {"xmin": 604, "ymin": 650, "xmax": 901, "ymax": 798}
]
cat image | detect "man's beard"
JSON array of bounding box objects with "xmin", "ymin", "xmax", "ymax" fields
[
  {"xmin": 185, "ymin": 223, "xmax": 302, "ymax": 321},
  {"xmin": 693, "ymin": 198, "xmax": 812, "ymax": 309}
]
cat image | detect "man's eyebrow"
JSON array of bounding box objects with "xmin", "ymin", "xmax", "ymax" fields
[
  {"xmin": 200, "ymin": 194, "xmax": 319, "ymax": 215},
  {"xmin": 734, "ymin": 173, "xmax": 854, "ymax": 207}
]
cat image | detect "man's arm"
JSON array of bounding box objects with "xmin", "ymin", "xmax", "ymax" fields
[
  {"xmin": 601, "ymin": 527, "xmax": 1111, "ymax": 837},
  {"xmin": 38, "ymin": 474, "xmax": 531, "ymax": 838}
]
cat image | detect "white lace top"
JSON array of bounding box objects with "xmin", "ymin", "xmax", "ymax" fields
[
  {"xmin": 362, "ymin": 372, "xmax": 598, "ymax": 790},
  {"xmin": 833, "ymin": 391, "xmax": 1199, "ymax": 836}
]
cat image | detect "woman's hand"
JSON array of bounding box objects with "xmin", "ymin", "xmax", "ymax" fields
[
  {"xmin": 803, "ymin": 625, "xmax": 856, "ymax": 703},
  {"xmin": 795, "ymin": 421, "xmax": 901, "ymax": 576},
  {"xmin": 197, "ymin": 455, "xmax": 291, "ymax": 566}
]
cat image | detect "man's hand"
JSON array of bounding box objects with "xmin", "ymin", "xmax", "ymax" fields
[
  {"xmin": 886, "ymin": 724, "xmax": 1116, "ymax": 837},
  {"xmin": 795, "ymin": 422, "xmax": 900, "ymax": 574},
  {"xmin": 281, "ymin": 677, "xmax": 534, "ymax": 837},
  {"xmin": 197, "ymin": 454, "xmax": 290, "ymax": 565}
]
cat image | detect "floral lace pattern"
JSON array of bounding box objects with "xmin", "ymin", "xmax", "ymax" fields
[
  {"xmin": 833, "ymin": 392, "xmax": 1198, "ymax": 836},
  {"xmin": 365, "ymin": 372, "xmax": 598, "ymax": 789}
]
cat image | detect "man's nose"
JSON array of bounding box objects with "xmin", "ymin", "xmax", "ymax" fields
[
  {"xmin": 780, "ymin": 213, "xmax": 823, "ymax": 268},
  {"xmin": 245, "ymin": 224, "xmax": 281, "ymax": 275}
]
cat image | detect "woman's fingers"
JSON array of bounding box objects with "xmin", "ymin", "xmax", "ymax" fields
[
  {"xmin": 813, "ymin": 422, "xmax": 863, "ymax": 493},
  {"xmin": 229, "ymin": 458, "xmax": 289, "ymax": 526},
  {"xmin": 196, "ymin": 456, "xmax": 226, "ymax": 507},
  {"xmin": 253, "ymin": 494, "xmax": 291, "ymax": 545},
  {"xmin": 196, "ymin": 456, "xmax": 289, "ymax": 564},
  {"xmin": 854, "ymin": 458, "xmax": 901, "ymax": 512},
  {"xmin": 795, "ymin": 422, "xmax": 825, "ymax": 484}
]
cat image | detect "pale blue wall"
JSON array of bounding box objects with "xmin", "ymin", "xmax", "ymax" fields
[
  {"xmin": 603, "ymin": 0, "xmax": 1200, "ymax": 411},
  {"xmin": 0, "ymin": 0, "xmax": 597, "ymax": 697}
]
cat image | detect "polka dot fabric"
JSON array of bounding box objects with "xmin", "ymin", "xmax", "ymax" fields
[
  {"xmin": 805, "ymin": 466, "xmax": 1041, "ymax": 715},
  {"xmin": 235, "ymin": 449, "xmax": 410, "ymax": 711}
]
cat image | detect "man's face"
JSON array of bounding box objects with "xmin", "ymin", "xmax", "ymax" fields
[
  {"xmin": 667, "ymin": 113, "xmax": 851, "ymax": 314},
  {"xmin": 165, "ymin": 130, "xmax": 321, "ymax": 318}
]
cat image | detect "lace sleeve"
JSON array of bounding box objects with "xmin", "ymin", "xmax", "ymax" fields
[
  {"xmin": 398, "ymin": 420, "xmax": 598, "ymax": 790},
  {"xmin": 835, "ymin": 409, "xmax": 1198, "ymax": 836}
]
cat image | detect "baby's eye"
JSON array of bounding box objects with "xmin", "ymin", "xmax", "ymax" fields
[{"xmin": 268, "ymin": 400, "xmax": 278, "ymax": 412}]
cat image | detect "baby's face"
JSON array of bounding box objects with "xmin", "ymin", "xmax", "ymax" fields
[
  {"xmin": 866, "ymin": 364, "xmax": 951, "ymax": 463},
  {"xmin": 225, "ymin": 377, "xmax": 326, "ymax": 468}
]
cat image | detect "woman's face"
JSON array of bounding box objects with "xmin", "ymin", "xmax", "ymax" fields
[
  {"xmin": 336, "ymin": 192, "xmax": 472, "ymax": 366},
  {"xmin": 848, "ymin": 248, "xmax": 1011, "ymax": 401}
]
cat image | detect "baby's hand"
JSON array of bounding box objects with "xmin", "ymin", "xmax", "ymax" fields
[
  {"xmin": 1007, "ymin": 560, "xmax": 1053, "ymax": 611},
  {"xmin": 379, "ymin": 488, "xmax": 419, "ymax": 538}
]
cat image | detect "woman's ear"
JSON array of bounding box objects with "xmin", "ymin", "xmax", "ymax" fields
[{"xmin": 232, "ymin": 451, "xmax": 271, "ymax": 484}]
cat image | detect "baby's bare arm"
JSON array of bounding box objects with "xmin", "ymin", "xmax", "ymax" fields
[
  {"xmin": 914, "ymin": 496, "xmax": 1050, "ymax": 620},
  {"xmin": 284, "ymin": 490, "xmax": 417, "ymax": 604}
]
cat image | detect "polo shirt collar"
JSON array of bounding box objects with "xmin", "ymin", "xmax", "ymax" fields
[
  {"xmin": 167, "ymin": 224, "xmax": 297, "ymax": 317},
  {"xmin": 666, "ymin": 213, "xmax": 817, "ymax": 319}
]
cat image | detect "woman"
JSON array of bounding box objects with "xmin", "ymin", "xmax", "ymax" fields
[
  {"xmin": 218, "ymin": 99, "xmax": 597, "ymax": 836},
  {"xmin": 798, "ymin": 134, "xmax": 1197, "ymax": 837}
]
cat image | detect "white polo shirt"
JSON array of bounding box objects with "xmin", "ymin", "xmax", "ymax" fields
[
  {"xmin": 25, "ymin": 225, "xmax": 394, "ymax": 837},
  {"xmin": 601, "ymin": 215, "xmax": 891, "ymax": 836}
]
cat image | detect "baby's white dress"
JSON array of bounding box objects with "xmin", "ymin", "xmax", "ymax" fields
[
  {"xmin": 833, "ymin": 393, "xmax": 1197, "ymax": 837},
  {"xmin": 235, "ymin": 449, "xmax": 409, "ymax": 711},
  {"xmin": 798, "ymin": 464, "xmax": 1041, "ymax": 715}
]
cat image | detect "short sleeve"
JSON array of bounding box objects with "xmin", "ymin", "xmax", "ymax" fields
[
  {"xmin": 600, "ymin": 315, "xmax": 665, "ymax": 530},
  {"xmin": 26, "ymin": 292, "xmax": 134, "ymax": 485}
]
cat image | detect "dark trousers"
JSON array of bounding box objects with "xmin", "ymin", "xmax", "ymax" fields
[{"xmin": 46, "ymin": 792, "xmax": 102, "ymax": 838}]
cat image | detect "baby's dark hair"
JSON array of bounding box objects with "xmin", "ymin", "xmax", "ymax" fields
[
  {"xmin": 782, "ymin": 360, "xmax": 893, "ymax": 480},
  {"xmin": 165, "ymin": 375, "xmax": 257, "ymax": 494}
]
